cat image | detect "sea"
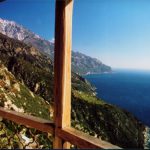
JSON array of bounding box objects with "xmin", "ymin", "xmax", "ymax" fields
[{"xmin": 84, "ymin": 69, "xmax": 150, "ymax": 127}]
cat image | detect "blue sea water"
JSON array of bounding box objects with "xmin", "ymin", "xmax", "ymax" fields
[{"xmin": 84, "ymin": 69, "xmax": 150, "ymax": 127}]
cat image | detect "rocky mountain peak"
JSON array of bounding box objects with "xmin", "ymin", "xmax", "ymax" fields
[
  {"xmin": 0, "ymin": 18, "xmax": 26, "ymax": 41},
  {"xmin": 0, "ymin": 18, "xmax": 44, "ymax": 42}
]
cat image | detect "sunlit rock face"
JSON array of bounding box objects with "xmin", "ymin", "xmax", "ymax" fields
[
  {"xmin": 0, "ymin": 18, "xmax": 53, "ymax": 56},
  {"xmin": 0, "ymin": 18, "xmax": 27, "ymax": 41}
]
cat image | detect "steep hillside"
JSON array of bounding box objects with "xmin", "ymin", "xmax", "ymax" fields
[
  {"xmin": 0, "ymin": 32, "xmax": 54, "ymax": 102},
  {"xmin": 0, "ymin": 33, "xmax": 95, "ymax": 102},
  {"xmin": 0, "ymin": 18, "xmax": 111, "ymax": 75},
  {"xmin": 0, "ymin": 61, "xmax": 50, "ymax": 119},
  {"xmin": 72, "ymin": 91, "xmax": 144, "ymax": 148},
  {"xmin": 0, "ymin": 61, "xmax": 52, "ymax": 148},
  {"xmin": 0, "ymin": 33, "xmax": 146, "ymax": 148}
]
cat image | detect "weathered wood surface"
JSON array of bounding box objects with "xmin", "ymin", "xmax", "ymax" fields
[
  {"xmin": 57, "ymin": 127, "xmax": 121, "ymax": 149},
  {"xmin": 54, "ymin": 0, "xmax": 73, "ymax": 148},
  {"xmin": 54, "ymin": 0, "xmax": 73, "ymax": 128},
  {"xmin": 0, "ymin": 107, "xmax": 54, "ymax": 134}
]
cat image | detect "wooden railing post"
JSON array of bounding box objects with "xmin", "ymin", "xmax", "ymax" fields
[{"xmin": 53, "ymin": 0, "xmax": 73, "ymax": 148}]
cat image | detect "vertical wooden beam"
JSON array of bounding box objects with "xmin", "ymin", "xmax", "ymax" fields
[
  {"xmin": 54, "ymin": 0, "xmax": 73, "ymax": 131},
  {"xmin": 54, "ymin": 0, "xmax": 73, "ymax": 148}
]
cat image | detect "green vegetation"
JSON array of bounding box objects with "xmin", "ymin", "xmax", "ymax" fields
[
  {"xmin": 73, "ymin": 90, "xmax": 105, "ymax": 105},
  {"xmin": 71, "ymin": 91, "xmax": 144, "ymax": 148},
  {"xmin": 0, "ymin": 33, "xmax": 145, "ymax": 148},
  {"xmin": 0, "ymin": 119, "xmax": 52, "ymax": 149},
  {"xmin": 10, "ymin": 84, "xmax": 50, "ymax": 119},
  {"xmin": 0, "ymin": 62, "xmax": 50, "ymax": 120}
]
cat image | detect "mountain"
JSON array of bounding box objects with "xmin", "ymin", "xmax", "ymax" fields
[
  {"xmin": 0, "ymin": 32, "xmax": 146, "ymax": 148},
  {"xmin": 0, "ymin": 18, "xmax": 53, "ymax": 56},
  {"xmin": 0, "ymin": 33, "xmax": 95, "ymax": 102},
  {"xmin": 0, "ymin": 61, "xmax": 50, "ymax": 119},
  {"xmin": 0, "ymin": 61, "xmax": 53, "ymax": 148},
  {"xmin": 0, "ymin": 18, "xmax": 111, "ymax": 75},
  {"xmin": 72, "ymin": 51, "xmax": 111, "ymax": 75}
]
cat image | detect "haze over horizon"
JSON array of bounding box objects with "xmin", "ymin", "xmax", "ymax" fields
[{"xmin": 0, "ymin": 0, "xmax": 150, "ymax": 70}]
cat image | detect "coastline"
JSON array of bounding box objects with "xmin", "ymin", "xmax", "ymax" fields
[{"xmin": 84, "ymin": 71, "xmax": 113, "ymax": 76}]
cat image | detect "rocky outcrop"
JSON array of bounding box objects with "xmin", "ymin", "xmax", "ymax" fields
[{"xmin": 0, "ymin": 61, "xmax": 50, "ymax": 119}]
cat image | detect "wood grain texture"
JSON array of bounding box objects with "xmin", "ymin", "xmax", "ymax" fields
[
  {"xmin": 53, "ymin": 136, "xmax": 63, "ymax": 149},
  {"xmin": 0, "ymin": 107, "xmax": 54, "ymax": 134},
  {"xmin": 54, "ymin": 0, "xmax": 73, "ymax": 129},
  {"xmin": 63, "ymin": 141, "xmax": 71, "ymax": 149},
  {"xmin": 54, "ymin": 0, "xmax": 73, "ymax": 148},
  {"xmin": 57, "ymin": 127, "xmax": 121, "ymax": 149}
]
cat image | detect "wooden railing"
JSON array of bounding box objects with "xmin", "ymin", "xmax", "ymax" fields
[
  {"xmin": 0, "ymin": 107, "xmax": 120, "ymax": 149},
  {"xmin": 0, "ymin": 107, "xmax": 54, "ymax": 134},
  {"xmin": 0, "ymin": 0, "xmax": 121, "ymax": 149}
]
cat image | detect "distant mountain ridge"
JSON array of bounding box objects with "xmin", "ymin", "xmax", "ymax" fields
[
  {"xmin": 0, "ymin": 18, "xmax": 111, "ymax": 75},
  {"xmin": 72, "ymin": 51, "xmax": 111, "ymax": 75}
]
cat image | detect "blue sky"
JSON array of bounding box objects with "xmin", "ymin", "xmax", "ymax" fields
[
  {"xmin": 0, "ymin": 0, "xmax": 55, "ymax": 40},
  {"xmin": 0, "ymin": 0, "xmax": 150, "ymax": 70}
]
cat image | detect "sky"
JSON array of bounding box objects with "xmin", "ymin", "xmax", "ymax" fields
[
  {"xmin": 0, "ymin": 0, "xmax": 150, "ymax": 70},
  {"xmin": 0, "ymin": 0, "xmax": 55, "ymax": 40}
]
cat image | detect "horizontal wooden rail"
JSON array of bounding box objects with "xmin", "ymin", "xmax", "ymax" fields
[
  {"xmin": 0, "ymin": 107, "xmax": 54, "ymax": 134},
  {"xmin": 57, "ymin": 127, "xmax": 121, "ymax": 149},
  {"xmin": 0, "ymin": 107, "xmax": 122, "ymax": 149}
]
